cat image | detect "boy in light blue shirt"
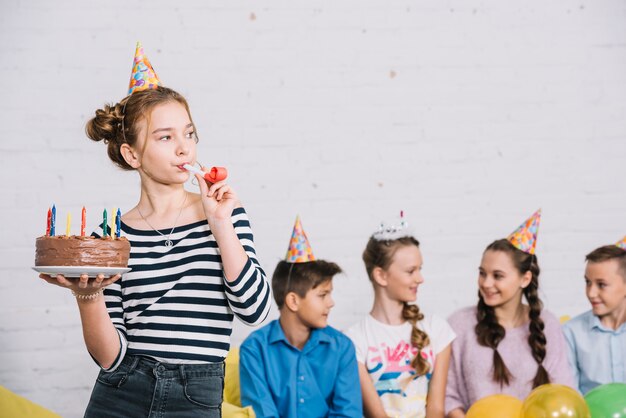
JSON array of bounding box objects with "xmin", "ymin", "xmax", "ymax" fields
[
  {"xmin": 239, "ymin": 217, "xmax": 362, "ymax": 418},
  {"xmin": 563, "ymin": 237, "xmax": 626, "ymax": 394}
]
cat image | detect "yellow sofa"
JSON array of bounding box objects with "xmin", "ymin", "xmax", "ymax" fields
[
  {"xmin": 0, "ymin": 385, "xmax": 62, "ymax": 418},
  {"xmin": 223, "ymin": 347, "xmax": 256, "ymax": 417}
]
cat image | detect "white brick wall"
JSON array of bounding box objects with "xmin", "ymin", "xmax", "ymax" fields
[{"xmin": 1, "ymin": 1, "xmax": 625, "ymax": 416}]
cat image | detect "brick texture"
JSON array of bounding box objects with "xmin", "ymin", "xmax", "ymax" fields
[{"xmin": 1, "ymin": 1, "xmax": 625, "ymax": 416}]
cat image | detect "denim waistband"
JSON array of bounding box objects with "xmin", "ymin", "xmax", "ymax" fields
[{"xmin": 120, "ymin": 354, "xmax": 225, "ymax": 380}]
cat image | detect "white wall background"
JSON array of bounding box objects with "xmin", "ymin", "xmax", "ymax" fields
[{"xmin": 1, "ymin": 0, "xmax": 625, "ymax": 416}]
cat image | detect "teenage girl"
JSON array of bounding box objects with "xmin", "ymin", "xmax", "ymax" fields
[
  {"xmin": 346, "ymin": 228, "xmax": 455, "ymax": 418},
  {"xmin": 39, "ymin": 47, "xmax": 270, "ymax": 417},
  {"xmin": 445, "ymin": 237, "xmax": 573, "ymax": 416}
]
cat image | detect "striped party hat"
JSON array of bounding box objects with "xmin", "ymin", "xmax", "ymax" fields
[
  {"xmin": 128, "ymin": 42, "xmax": 162, "ymax": 95},
  {"xmin": 507, "ymin": 209, "xmax": 542, "ymax": 254},
  {"xmin": 616, "ymin": 236, "xmax": 626, "ymax": 250},
  {"xmin": 285, "ymin": 216, "xmax": 316, "ymax": 263}
]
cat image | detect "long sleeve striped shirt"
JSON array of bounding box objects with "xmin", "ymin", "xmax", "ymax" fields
[{"xmin": 94, "ymin": 207, "xmax": 270, "ymax": 371}]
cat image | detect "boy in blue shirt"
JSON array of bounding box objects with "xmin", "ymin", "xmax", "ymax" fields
[
  {"xmin": 239, "ymin": 217, "xmax": 362, "ymax": 418},
  {"xmin": 563, "ymin": 237, "xmax": 626, "ymax": 394}
]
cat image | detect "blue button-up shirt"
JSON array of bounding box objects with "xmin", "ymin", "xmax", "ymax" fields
[
  {"xmin": 563, "ymin": 310, "xmax": 626, "ymax": 394},
  {"xmin": 239, "ymin": 319, "xmax": 362, "ymax": 418}
]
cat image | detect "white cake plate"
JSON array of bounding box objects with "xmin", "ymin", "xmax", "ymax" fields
[{"xmin": 32, "ymin": 266, "xmax": 131, "ymax": 278}]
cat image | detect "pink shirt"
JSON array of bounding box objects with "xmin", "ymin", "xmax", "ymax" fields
[{"xmin": 445, "ymin": 306, "xmax": 575, "ymax": 414}]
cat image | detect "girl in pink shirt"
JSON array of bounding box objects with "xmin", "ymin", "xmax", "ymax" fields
[{"xmin": 445, "ymin": 212, "xmax": 574, "ymax": 417}]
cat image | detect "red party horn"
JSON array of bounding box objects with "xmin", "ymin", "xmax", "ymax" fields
[{"xmin": 182, "ymin": 164, "xmax": 228, "ymax": 183}]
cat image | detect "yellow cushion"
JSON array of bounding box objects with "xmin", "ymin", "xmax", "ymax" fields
[
  {"xmin": 223, "ymin": 401, "xmax": 255, "ymax": 417},
  {"xmin": 223, "ymin": 347, "xmax": 256, "ymax": 417},
  {"xmin": 0, "ymin": 386, "xmax": 61, "ymax": 418},
  {"xmin": 224, "ymin": 347, "xmax": 242, "ymax": 406}
]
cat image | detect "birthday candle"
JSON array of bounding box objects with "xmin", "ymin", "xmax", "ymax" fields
[
  {"xmin": 51, "ymin": 204, "xmax": 56, "ymax": 236},
  {"xmin": 103, "ymin": 209, "xmax": 108, "ymax": 238},
  {"xmin": 81, "ymin": 206, "xmax": 86, "ymax": 237},
  {"xmin": 116, "ymin": 208, "xmax": 121, "ymax": 238},
  {"xmin": 46, "ymin": 207, "xmax": 51, "ymax": 236},
  {"xmin": 66, "ymin": 213, "xmax": 71, "ymax": 237},
  {"xmin": 109, "ymin": 209, "xmax": 115, "ymax": 239}
]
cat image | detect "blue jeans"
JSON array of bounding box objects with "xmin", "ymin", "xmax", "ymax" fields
[{"xmin": 84, "ymin": 354, "xmax": 224, "ymax": 418}]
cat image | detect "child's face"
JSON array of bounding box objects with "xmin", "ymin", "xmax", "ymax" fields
[
  {"xmin": 294, "ymin": 280, "xmax": 335, "ymax": 329},
  {"xmin": 584, "ymin": 260, "xmax": 626, "ymax": 318},
  {"xmin": 133, "ymin": 101, "xmax": 197, "ymax": 183},
  {"xmin": 478, "ymin": 250, "xmax": 531, "ymax": 309},
  {"xmin": 381, "ymin": 245, "xmax": 424, "ymax": 303}
]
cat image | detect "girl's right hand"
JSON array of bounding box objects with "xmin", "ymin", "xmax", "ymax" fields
[{"xmin": 39, "ymin": 273, "xmax": 121, "ymax": 295}]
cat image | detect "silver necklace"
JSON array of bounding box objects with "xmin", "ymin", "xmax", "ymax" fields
[{"xmin": 137, "ymin": 193, "xmax": 187, "ymax": 248}]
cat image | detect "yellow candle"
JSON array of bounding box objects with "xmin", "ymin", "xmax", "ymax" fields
[
  {"xmin": 66, "ymin": 213, "xmax": 71, "ymax": 237},
  {"xmin": 111, "ymin": 208, "xmax": 116, "ymax": 238}
]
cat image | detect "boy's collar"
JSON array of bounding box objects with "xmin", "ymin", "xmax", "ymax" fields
[
  {"xmin": 588, "ymin": 312, "xmax": 626, "ymax": 333},
  {"xmin": 269, "ymin": 319, "xmax": 331, "ymax": 348}
]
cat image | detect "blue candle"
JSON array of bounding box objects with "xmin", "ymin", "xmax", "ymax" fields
[
  {"xmin": 50, "ymin": 204, "xmax": 56, "ymax": 236},
  {"xmin": 116, "ymin": 208, "xmax": 121, "ymax": 238},
  {"xmin": 103, "ymin": 209, "xmax": 108, "ymax": 237}
]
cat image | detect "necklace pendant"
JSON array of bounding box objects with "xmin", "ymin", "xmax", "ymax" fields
[{"xmin": 165, "ymin": 240, "xmax": 174, "ymax": 248}]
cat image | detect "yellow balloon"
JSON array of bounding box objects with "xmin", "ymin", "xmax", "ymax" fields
[
  {"xmin": 522, "ymin": 384, "xmax": 590, "ymax": 418},
  {"xmin": 467, "ymin": 394, "xmax": 523, "ymax": 418}
]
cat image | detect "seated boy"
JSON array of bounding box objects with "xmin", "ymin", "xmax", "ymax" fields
[
  {"xmin": 563, "ymin": 236, "xmax": 626, "ymax": 394},
  {"xmin": 239, "ymin": 217, "xmax": 362, "ymax": 418}
]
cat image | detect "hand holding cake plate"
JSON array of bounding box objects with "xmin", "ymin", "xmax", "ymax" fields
[{"xmin": 32, "ymin": 266, "xmax": 131, "ymax": 278}]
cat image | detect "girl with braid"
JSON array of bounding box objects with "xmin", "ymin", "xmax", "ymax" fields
[
  {"xmin": 346, "ymin": 215, "xmax": 455, "ymax": 418},
  {"xmin": 445, "ymin": 210, "xmax": 574, "ymax": 417}
]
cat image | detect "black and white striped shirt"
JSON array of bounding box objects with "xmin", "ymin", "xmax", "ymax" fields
[{"xmin": 95, "ymin": 207, "xmax": 270, "ymax": 370}]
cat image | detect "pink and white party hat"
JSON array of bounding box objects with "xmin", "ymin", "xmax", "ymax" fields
[
  {"xmin": 285, "ymin": 216, "xmax": 316, "ymax": 263},
  {"xmin": 507, "ymin": 209, "xmax": 542, "ymax": 254}
]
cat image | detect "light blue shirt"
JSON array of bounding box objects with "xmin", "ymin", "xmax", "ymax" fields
[
  {"xmin": 239, "ymin": 319, "xmax": 362, "ymax": 418},
  {"xmin": 563, "ymin": 310, "xmax": 626, "ymax": 394}
]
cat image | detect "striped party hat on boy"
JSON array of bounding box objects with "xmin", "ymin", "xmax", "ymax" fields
[
  {"xmin": 128, "ymin": 42, "xmax": 162, "ymax": 95},
  {"xmin": 285, "ymin": 216, "xmax": 316, "ymax": 263},
  {"xmin": 507, "ymin": 209, "xmax": 542, "ymax": 254},
  {"xmin": 616, "ymin": 236, "xmax": 626, "ymax": 250}
]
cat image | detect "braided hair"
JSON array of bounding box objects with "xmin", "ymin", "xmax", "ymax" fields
[
  {"xmin": 475, "ymin": 239, "xmax": 549, "ymax": 388},
  {"xmin": 363, "ymin": 236, "xmax": 431, "ymax": 376}
]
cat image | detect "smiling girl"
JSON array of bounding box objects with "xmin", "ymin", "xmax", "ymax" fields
[
  {"xmin": 39, "ymin": 45, "xmax": 270, "ymax": 417},
  {"xmin": 445, "ymin": 211, "xmax": 573, "ymax": 417},
  {"xmin": 346, "ymin": 218, "xmax": 455, "ymax": 418}
]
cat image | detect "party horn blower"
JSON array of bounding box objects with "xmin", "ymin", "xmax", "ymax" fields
[{"xmin": 182, "ymin": 164, "xmax": 227, "ymax": 183}]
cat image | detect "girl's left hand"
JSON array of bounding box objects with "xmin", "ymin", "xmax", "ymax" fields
[{"xmin": 195, "ymin": 167, "xmax": 241, "ymax": 222}]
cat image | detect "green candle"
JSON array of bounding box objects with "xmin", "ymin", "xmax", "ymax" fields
[{"xmin": 103, "ymin": 209, "xmax": 108, "ymax": 237}]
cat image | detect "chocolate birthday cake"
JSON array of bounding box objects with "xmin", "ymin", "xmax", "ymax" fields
[{"xmin": 35, "ymin": 236, "xmax": 130, "ymax": 267}]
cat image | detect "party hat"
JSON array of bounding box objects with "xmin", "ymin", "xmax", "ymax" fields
[
  {"xmin": 616, "ymin": 236, "xmax": 626, "ymax": 250},
  {"xmin": 285, "ymin": 216, "xmax": 316, "ymax": 263},
  {"xmin": 372, "ymin": 210, "xmax": 412, "ymax": 241},
  {"xmin": 128, "ymin": 42, "xmax": 162, "ymax": 95},
  {"xmin": 507, "ymin": 209, "xmax": 541, "ymax": 254}
]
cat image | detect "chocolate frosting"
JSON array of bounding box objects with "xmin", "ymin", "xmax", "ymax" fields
[{"xmin": 35, "ymin": 236, "xmax": 130, "ymax": 267}]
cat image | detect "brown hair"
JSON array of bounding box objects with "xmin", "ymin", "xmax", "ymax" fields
[
  {"xmin": 586, "ymin": 245, "xmax": 626, "ymax": 280},
  {"xmin": 475, "ymin": 238, "xmax": 549, "ymax": 388},
  {"xmin": 272, "ymin": 260, "xmax": 342, "ymax": 310},
  {"xmin": 362, "ymin": 236, "xmax": 431, "ymax": 377},
  {"xmin": 85, "ymin": 86, "xmax": 195, "ymax": 170}
]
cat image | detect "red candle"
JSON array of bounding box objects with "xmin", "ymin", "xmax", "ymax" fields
[
  {"xmin": 81, "ymin": 206, "xmax": 86, "ymax": 237},
  {"xmin": 46, "ymin": 207, "xmax": 51, "ymax": 236}
]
